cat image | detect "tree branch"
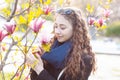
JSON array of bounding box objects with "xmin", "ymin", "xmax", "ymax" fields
[
  {"xmin": 13, "ymin": 7, "xmax": 30, "ymax": 17},
  {"xmin": 0, "ymin": 15, "xmax": 6, "ymax": 20},
  {"xmin": 7, "ymin": 0, "xmax": 18, "ymax": 22}
]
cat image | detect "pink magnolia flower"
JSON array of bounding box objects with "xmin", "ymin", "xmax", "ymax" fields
[
  {"xmin": 39, "ymin": 32, "xmax": 54, "ymax": 44},
  {"xmin": 98, "ymin": 18, "xmax": 104, "ymax": 27},
  {"xmin": 0, "ymin": 30, "xmax": 7, "ymax": 42},
  {"xmin": 30, "ymin": 18, "xmax": 45, "ymax": 33},
  {"xmin": 39, "ymin": 32, "xmax": 54, "ymax": 52},
  {"xmin": 43, "ymin": 6, "xmax": 52, "ymax": 15},
  {"xmin": 94, "ymin": 18, "xmax": 105, "ymax": 28},
  {"xmin": 88, "ymin": 17, "xmax": 95, "ymax": 25},
  {"xmin": 4, "ymin": 21, "xmax": 16, "ymax": 35},
  {"xmin": 104, "ymin": 9, "xmax": 113, "ymax": 18}
]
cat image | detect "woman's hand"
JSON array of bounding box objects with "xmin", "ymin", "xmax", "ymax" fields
[
  {"xmin": 26, "ymin": 51, "xmax": 44, "ymax": 74},
  {"xmin": 32, "ymin": 47, "xmax": 45, "ymax": 56}
]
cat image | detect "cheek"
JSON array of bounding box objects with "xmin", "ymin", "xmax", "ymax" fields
[
  {"xmin": 68, "ymin": 31, "xmax": 73, "ymax": 38},
  {"xmin": 65, "ymin": 29, "xmax": 73, "ymax": 38}
]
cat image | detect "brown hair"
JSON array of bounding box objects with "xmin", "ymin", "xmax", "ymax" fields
[{"xmin": 56, "ymin": 7, "xmax": 96, "ymax": 80}]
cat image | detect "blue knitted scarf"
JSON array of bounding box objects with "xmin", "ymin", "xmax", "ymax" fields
[{"xmin": 41, "ymin": 40, "xmax": 72, "ymax": 69}]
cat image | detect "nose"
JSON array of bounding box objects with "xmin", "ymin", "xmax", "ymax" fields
[{"xmin": 55, "ymin": 28, "xmax": 61, "ymax": 34}]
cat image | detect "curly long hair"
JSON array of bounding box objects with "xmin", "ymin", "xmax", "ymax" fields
[{"xmin": 56, "ymin": 7, "xmax": 96, "ymax": 80}]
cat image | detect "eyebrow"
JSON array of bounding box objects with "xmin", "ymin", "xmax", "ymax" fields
[{"xmin": 54, "ymin": 23, "xmax": 66, "ymax": 27}]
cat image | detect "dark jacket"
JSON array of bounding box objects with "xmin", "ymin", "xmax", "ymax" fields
[{"xmin": 30, "ymin": 54, "xmax": 92, "ymax": 80}]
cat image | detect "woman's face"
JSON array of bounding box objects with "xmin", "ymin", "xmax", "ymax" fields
[{"xmin": 54, "ymin": 14, "xmax": 73, "ymax": 43}]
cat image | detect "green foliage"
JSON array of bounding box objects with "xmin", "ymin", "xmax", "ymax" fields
[
  {"xmin": 44, "ymin": 14, "xmax": 54, "ymax": 21},
  {"xmin": 105, "ymin": 21, "xmax": 120, "ymax": 37}
]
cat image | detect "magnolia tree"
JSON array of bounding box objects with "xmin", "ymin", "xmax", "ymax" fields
[
  {"xmin": 0, "ymin": 0, "xmax": 112, "ymax": 80},
  {"xmin": 0, "ymin": 0, "xmax": 56, "ymax": 80},
  {"xmin": 86, "ymin": 0, "xmax": 113, "ymax": 39}
]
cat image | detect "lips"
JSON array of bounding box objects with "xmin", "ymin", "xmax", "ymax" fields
[{"xmin": 56, "ymin": 35, "xmax": 63, "ymax": 38}]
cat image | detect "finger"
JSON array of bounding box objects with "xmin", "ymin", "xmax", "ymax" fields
[
  {"xmin": 38, "ymin": 47, "xmax": 44, "ymax": 55},
  {"xmin": 27, "ymin": 52, "xmax": 38, "ymax": 63},
  {"xmin": 34, "ymin": 53, "xmax": 41, "ymax": 60},
  {"xmin": 34, "ymin": 53, "xmax": 43, "ymax": 67}
]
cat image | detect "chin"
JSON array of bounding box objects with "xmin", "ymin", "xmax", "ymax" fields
[{"xmin": 57, "ymin": 39, "xmax": 65, "ymax": 43}]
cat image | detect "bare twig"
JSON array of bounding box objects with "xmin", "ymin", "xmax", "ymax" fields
[
  {"xmin": 0, "ymin": 44, "xmax": 14, "ymax": 71},
  {"xmin": 13, "ymin": 8, "xmax": 29, "ymax": 17},
  {"xmin": 27, "ymin": 33, "xmax": 38, "ymax": 52},
  {"xmin": 19, "ymin": 28, "xmax": 31, "ymax": 43},
  {"xmin": 7, "ymin": 0, "xmax": 18, "ymax": 22},
  {"xmin": 0, "ymin": 15, "xmax": 6, "ymax": 20},
  {"xmin": 10, "ymin": 62, "xmax": 24, "ymax": 80},
  {"xmin": 13, "ymin": 0, "xmax": 35, "ymax": 17},
  {"xmin": 5, "ymin": 62, "xmax": 16, "ymax": 66},
  {"xmin": 19, "ymin": 61, "xmax": 26, "ymax": 80}
]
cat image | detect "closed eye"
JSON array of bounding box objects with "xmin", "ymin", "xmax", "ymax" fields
[
  {"xmin": 61, "ymin": 27, "xmax": 66, "ymax": 30},
  {"xmin": 60, "ymin": 24, "xmax": 66, "ymax": 30}
]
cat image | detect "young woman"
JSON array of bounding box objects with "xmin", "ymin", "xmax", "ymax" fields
[{"xmin": 26, "ymin": 7, "xmax": 96, "ymax": 80}]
